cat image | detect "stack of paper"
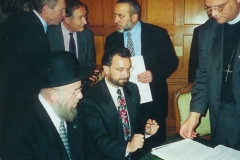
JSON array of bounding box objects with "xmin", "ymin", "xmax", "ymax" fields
[{"xmin": 152, "ymin": 139, "xmax": 240, "ymax": 160}]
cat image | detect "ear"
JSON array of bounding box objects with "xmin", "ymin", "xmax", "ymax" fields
[
  {"xmin": 131, "ymin": 14, "xmax": 138, "ymax": 23},
  {"xmin": 103, "ymin": 65, "xmax": 110, "ymax": 74},
  {"xmin": 64, "ymin": 16, "xmax": 70, "ymax": 23},
  {"xmin": 42, "ymin": 4, "xmax": 49, "ymax": 14},
  {"xmin": 48, "ymin": 88, "xmax": 59, "ymax": 102}
]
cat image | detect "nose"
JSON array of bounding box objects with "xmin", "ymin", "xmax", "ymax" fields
[
  {"xmin": 82, "ymin": 17, "xmax": 87, "ymax": 24},
  {"xmin": 62, "ymin": 9, "xmax": 66, "ymax": 17},
  {"xmin": 115, "ymin": 16, "xmax": 120, "ymax": 24},
  {"xmin": 122, "ymin": 69, "xmax": 130, "ymax": 78},
  {"xmin": 211, "ymin": 9, "xmax": 219, "ymax": 17}
]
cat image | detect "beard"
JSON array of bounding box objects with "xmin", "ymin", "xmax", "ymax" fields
[
  {"xmin": 108, "ymin": 73, "xmax": 129, "ymax": 87},
  {"xmin": 52, "ymin": 97, "xmax": 78, "ymax": 122},
  {"xmin": 117, "ymin": 20, "xmax": 133, "ymax": 33}
]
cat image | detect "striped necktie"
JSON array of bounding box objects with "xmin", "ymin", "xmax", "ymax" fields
[
  {"xmin": 127, "ymin": 32, "xmax": 135, "ymax": 56},
  {"xmin": 59, "ymin": 120, "xmax": 71, "ymax": 159}
]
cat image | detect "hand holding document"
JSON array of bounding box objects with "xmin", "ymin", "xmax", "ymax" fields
[
  {"xmin": 129, "ymin": 56, "xmax": 152, "ymax": 104},
  {"xmin": 152, "ymin": 139, "xmax": 240, "ymax": 160}
]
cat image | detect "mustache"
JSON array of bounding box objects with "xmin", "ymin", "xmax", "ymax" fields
[{"xmin": 119, "ymin": 78, "xmax": 129, "ymax": 81}]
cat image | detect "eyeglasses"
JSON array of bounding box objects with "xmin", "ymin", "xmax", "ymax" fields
[
  {"xmin": 204, "ymin": 0, "xmax": 229, "ymax": 13},
  {"xmin": 110, "ymin": 66, "xmax": 134, "ymax": 73}
]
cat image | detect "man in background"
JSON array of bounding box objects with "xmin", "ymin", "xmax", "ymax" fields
[
  {"xmin": 180, "ymin": 0, "xmax": 240, "ymax": 150},
  {"xmin": 0, "ymin": 0, "xmax": 66, "ymax": 128},
  {"xmin": 0, "ymin": 51, "xmax": 97, "ymax": 160},
  {"xmin": 81, "ymin": 47, "xmax": 159, "ymax": 159},
  {"xmin": 104, "ymin": 0, "xmax": 178, "ymax": 148},
  {"xmin": 47, "ymin": 0, "xmax": 98, "ymax": 90}
]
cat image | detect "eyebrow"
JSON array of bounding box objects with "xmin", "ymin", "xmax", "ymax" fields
[{"xmin": 205, "ymin": 2, "xmax": 226, "ymax": 7}]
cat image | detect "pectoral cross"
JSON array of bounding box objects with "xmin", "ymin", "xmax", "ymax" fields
[{"xmin": 224, "ymin": 64, "xmax": 233, "ymax": 82}]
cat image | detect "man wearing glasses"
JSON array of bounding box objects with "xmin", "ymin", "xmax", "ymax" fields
[
  {"xmin": 104, "ymin": 0, "xmax": 179, "ymax": 149},
  {"xmin": 0, "ymin": 51, "xmax": 97, "ymax": 160},
  {"xmin": 80, "ymin": 47, "xmax": 159, "ymax": 160},
  {"xmin": 180, "ymin": 0, "xmax": 240, "ymax": 150}
]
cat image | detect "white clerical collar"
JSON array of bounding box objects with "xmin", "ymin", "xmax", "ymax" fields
[{"xmin": 228, "ymin": 13, "xmax": 240, "ymax": 25}]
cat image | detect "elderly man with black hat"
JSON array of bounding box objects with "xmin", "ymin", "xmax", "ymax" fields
[{"xmin": 0, "ymin": 51, "xmax": 98, "ymax": 160}]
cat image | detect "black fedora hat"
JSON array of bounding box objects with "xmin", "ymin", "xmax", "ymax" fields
[{"xmin": 38, "ymin": 51, "xmax": 91, "ymax": 88}]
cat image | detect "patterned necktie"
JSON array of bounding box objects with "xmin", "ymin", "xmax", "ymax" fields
[
  {"xmin": 117, "ymin": 89, "xmax": 131, "ymax": 141},
  {"xmin": 127, "ymin": 32, "xmax": 135, "ymax": 56},
  {"xmin": 59, "ymin": 120, "xmax": 71, "ymax": 159},
  {"xmin": 69, "ymin": 33, "xmax": 76, "ymax": 55}
]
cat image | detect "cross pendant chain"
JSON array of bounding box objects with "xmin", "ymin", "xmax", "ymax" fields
[{"xmin": 224, "ymin": 64, "xmax": 233, "ymax": 82}]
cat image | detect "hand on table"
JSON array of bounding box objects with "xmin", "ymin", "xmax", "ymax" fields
[{"xmin": 179, "ymin": 112, "xmax": 201, "ymax": 139}]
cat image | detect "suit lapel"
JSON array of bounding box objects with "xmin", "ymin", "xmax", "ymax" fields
[
  {"xmin": 100, "ymin": 80, "xmax": 124, "ymax": 137},
  {"xmin": 55, "ymin": 25, "xmax": 65, "ymax": 50},
  {"xmin": 123, "ymin": 85, "xmax": 136, "ymax": 133},
  {"xmin": 212, "ymin": 24, "xmax": 224, "ymax": 81},
  {"xmin": 67, "ymin": 117, "xmax": 84, "ymax": 160},
  {"xmin": 140, "ymin": 21, "xmax": 148, "ymax": 56},
  {"xmin": 233, "ymin": 36, "xmax": 240, "ymax": 80},
  {"xmin": 76, "ymin": 32, "xmax": 84, "ymax": 64}
]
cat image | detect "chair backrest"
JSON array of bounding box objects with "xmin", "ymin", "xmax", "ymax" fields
[{"xmin": 173, "ymin": 83, "xmax": 211, "ymax": 136}]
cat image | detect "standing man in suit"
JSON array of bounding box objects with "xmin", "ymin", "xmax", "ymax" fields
[
  {"xmin": 0, "ymin": 0, "xmax": 66, "ymax": 128},
  {"xmin": 81, "ymin": 47, "xmax": 159, "ymax": 160},
  {"xmin": 47, "ymin": 0, "xmax": 98, "ymax": 89},
  {"xmin": 0, "ymin": 51, "xmax": 97, "ymax": 160},
  {"xmin": 104, "ymin": 0, "xmax": 178, "ymax": 147},
  {"xmin": 180, "ymin": 0, "xmax": 240, "ymax": 150}
]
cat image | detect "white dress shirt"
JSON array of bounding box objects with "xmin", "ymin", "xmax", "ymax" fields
[
  {"xmin": 38, "ymin": 94, "xmax": 67, "ymax": 132},
  {"xmin": 61, "ymin": 22, "xmax": 79, "ymax": 57}
]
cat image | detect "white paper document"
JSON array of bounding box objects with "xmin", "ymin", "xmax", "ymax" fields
[
  {"xmin": 129, "ymin": 56, "xmax": 152, "ymax": 104},
  {"xmin": 199, "ymin": 145, "xmax": 240, "ymax": 160},
  {"xmin": 152, "ymin": 139, "xmax": 240, "ymax": 160}
]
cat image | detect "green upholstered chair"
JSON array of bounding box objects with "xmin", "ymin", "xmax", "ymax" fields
[{"xmin": 174, "ymin": 83, "xmax": 211, "ymax": 139}]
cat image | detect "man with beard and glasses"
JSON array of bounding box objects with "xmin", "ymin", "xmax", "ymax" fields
[
  {"xmin": 80, "ymin": 47, "xmax": 159, "ymax": 160},
  {"xmin": 0, "ymin": 51, "xmax": 98, "ymax": 160},
  {"xmin": 104, "ymin": 0, "xmax": 178, "ymax": 149}
]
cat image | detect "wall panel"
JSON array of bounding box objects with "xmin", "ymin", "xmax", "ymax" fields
[
  {"xmin": 81, "ymin": 0, "xmax": 104, "ymax": 26},
  {"xmin": 184, "ymin": 0, "xmax": 209, "ymax": 24},
  {"xmin": 146, "ymin": 0, "xmax": 174, "ymax": 25}
]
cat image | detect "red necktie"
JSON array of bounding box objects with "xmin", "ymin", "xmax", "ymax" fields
[{"xmin": 117, "ymin": 89, "xmax": 131, "ymax": 141}]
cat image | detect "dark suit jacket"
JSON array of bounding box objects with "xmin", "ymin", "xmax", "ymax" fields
[
  {"xmin": 190, "ymin": 18, "xmax": 240, "ymax": 138},
  {"xmin": 47, "ymin": 24, "xmax": 96, "ymax": 69},
  {"xmin": 80, "ymin": 79, "xmax": 147, "ymax": 160},
  {"xmin": 0, "ymin": 11, "xmax": 50, "ymax": 124},
  {"xmin": 104, "ymin": 21, "xmax": 178, "ymax": 146},
  {"xmin": 188, "ymin": 26, "xmax": 200, "ymax": 83},
  {"xmin": 0, "ymin": 98, "xmax": 97, "ymax": 160}
]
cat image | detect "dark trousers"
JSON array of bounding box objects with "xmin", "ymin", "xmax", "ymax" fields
[{"xmin": 214, "ymin": 101, "xmax": 240, "ymax": 150}]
